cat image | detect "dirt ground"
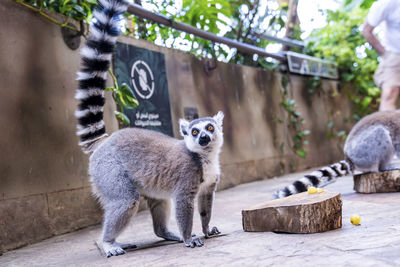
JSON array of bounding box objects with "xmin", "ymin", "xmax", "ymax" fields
[{"xmin": 2, "ymin": 169, "xmax": 400, "ymax": 267}]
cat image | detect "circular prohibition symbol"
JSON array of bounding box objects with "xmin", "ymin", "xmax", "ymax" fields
[{"xmin": 130, "ymin": 60, "xmax": 155, "ymax": 99}]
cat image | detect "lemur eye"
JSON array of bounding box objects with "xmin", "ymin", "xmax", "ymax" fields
[
  {"xmin": 207, "ymin": 124, "xmax": 214, "ymax": 132},
  {"xmin": 192, "ymin": 129, "xmax": 199, "ymax": 136}
]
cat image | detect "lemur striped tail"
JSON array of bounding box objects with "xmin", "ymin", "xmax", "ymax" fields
[
  {"xmin": 274, "ymin": 160, "xmax": 354, "ymax": 198},
  {"xmin": 75, "ymin": 0, "xmax": 129, "ymax": 153}
]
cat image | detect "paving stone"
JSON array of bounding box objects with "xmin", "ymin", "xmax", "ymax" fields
[{"xmin": 1, "ymin": 169, "xmax": 399, "ymax": 266}]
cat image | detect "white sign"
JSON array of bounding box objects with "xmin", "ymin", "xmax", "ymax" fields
[
  {"xmin": 287, "ymin": 51, "xmax": 338, "ymax": 79},
  {"xmin": 130, "ymin": 60, "xmax": 155, "ymax": 99}
]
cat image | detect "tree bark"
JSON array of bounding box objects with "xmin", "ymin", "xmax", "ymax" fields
[
  {"xmin": 242, "ymin": 191, "xmax": 342, "ymax": 233},
  {"xmin": 354, "ymin": 170, "xmax": 400, "ymax": 193},
  {"xmin": 281, "ymin": 0, "xmax": 299, "ymax": 51}
]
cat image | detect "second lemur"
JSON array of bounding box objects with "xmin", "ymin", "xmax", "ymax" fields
[
  {"xmin": 275, "ymin": 110, "xmax": 400, "ymax": 198},
  {"xmin": 75, "ymin": 0, "xmax": 223, "ymax": 257}
]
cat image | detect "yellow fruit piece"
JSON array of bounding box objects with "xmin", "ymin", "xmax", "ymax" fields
[
  {"xmin": 317, "ymin": 188, "xmax": 324, "ymax": 193},
  {"xmin": 350, "ymin": 214, "xmax": 361, "ymax": 225},
  {"xmin": 308, "ymin": 186, "xmax": 317, "ymax": 194}
]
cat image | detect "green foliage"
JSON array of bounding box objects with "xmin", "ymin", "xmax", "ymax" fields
[
  {"xmin": 129, "ymin": 0, "xmax": 288, "ymax": 69},
  {"xmin": 182, "ymin": 0, "xmax": 231, "ymax": 33},
  {"xmin": 343, "ymin": 0, "xmax": 376, "ymax": 11},
  {"xmin": 107, "ymin": 71, "xmax": 139, "ymax": 126},
  {"xmin": 326, "ymin": 120, "xmax": 347, "ymax": 140},
  {"xmin": 305, "ymin": 5, "xmax": 379, "ymax": 118},
  {"xmin": 114, "ymin": 110, "xmax": 131, "ymax": 125},
  {"xmin": 21, "ymin": 0, "xmax": 96, "ymax": 23},
  {"xmin": 279, "ymin": 76, "xmax": 310, "ymax": 158}
]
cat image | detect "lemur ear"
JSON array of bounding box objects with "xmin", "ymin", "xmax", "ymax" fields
[
  {"xmin": 179, "ymin": 118, "xmax": 189, "ymax": 136},
  {"xmin": 213, "ymin": 111, "xmax": 224, "ymax": 127}
]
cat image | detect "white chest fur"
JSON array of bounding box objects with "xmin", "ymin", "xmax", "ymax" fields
[{"xmin": 200, "ymin": 154, "xmax": 221, "ymax": 188}]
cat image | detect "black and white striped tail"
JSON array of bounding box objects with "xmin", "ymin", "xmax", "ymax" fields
[
  {"xmin": 274, "ymin": 160, "xmax": 354, "ymax": 198},
  {"xmin": 75, "ymin": 0, "xmax": 129, "ymax": 153}
]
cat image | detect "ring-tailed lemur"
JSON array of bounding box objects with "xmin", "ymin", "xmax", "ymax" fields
[
  {"xmin": 274, "ymin": 110, "xmax": 400, "ymax": 198},
  {"xmin": 75, "ymin": 0, "xmax": 223, "ymax": 257}
]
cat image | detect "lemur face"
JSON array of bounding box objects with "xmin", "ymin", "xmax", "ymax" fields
[{"xmin": 179, "ymin": 111, "xmax": 224, "ymax": 153}]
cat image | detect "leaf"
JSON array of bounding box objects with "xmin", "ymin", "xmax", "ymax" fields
[
  {"xmin": 281, "ymin": 76, "xmax": 289, "ymax": 88},
  {"xmin": 73, "ymin": 4, "xmax": 85, "ymax": 15},
  {"xmin": 116, "ymin": 83, "xmax": 139, "ymax": 109},
  {"xmin": 296, "ymin": 149, "xmax": 307, "ymax": 158},
  {"xmin": 361, "ymin": 96, "xmax": 372, "ymax": 108},
  {"xmin": 114, "ymin": 111, "xmax": 130, "ymax": 126}
]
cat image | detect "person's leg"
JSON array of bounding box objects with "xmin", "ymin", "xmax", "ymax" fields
[{"xmin": 379, "ymin": 85, "xmax": 400, "ymax": 111}]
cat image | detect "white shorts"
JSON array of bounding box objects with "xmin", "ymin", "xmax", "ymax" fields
[{"xmin": 374, "ymin": 52, "xmax": 400, "ymax": 89}]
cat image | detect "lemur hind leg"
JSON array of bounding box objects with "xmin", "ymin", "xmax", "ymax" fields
[
  {"xmin": 384, "ymin": 143, "xmax": 400, "ymax": 171},
  {"xmin": 96, "ymin": 171, "xmax": 140, "ymax": 257},
  {"xmin": 347, "ymin": 126, "xmax": 395, "ymax": 172},
  {"xmin": 147, "ymin": 198, "xmax": 181, "ymax": 241},
  {"xmin": 102, "ymin": 200, "xmax": 139, "ymax": 257},
  {"xmin": 394, "ymin": 143, "xmax": 400, "ymax": 158},
  {"xmin": 379, "ymin": 153, "xmax": 400, "ymax": 171},
  {"xmin": 376, "ymin": 130, "xmax": 396, "ymax": 171}
]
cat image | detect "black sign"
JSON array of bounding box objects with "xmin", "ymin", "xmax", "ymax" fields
[{"xmin": 114, "ymin": 42, "xmax": 173, "ymax": 136}]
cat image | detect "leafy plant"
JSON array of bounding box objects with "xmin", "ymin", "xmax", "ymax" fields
[
  {"xmin": 305, "ymin": 3, "xmax": 379, "ymax": 119},
  {"xmin": 128, "ymin": 0, "xmax": 289, "ymax": 69},
  {"xmin": 19, "ymin": 0, "xmax": 96, "ymax": 23},
  {"xmin": 279, "ymin": 76, "xmax": 310, "ymax": 158},
  {"xmin": 107, "ymin": 70, "xmax": 139, "ymax": 127}
]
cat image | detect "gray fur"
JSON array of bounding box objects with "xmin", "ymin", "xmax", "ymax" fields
[
  {"xmin": 147, "ymin": 198, "xmax": 181, "ymax": 241},
  {"xmin": 75, "ymin": 0, "xmax": 223, "ymax": 257},
  {"xmin": 90, "ymin": 112, "xmax": 224, "ymax": 256},
  {"xmin": 198, "ymin": 182, "xmax": 219, "ymax": 238},
  {"xmin": 343, "ymin": 110, "xmax": 400, "ymax": 172},
  {"xmin": 275, "ymin": 110, "xmax": 400, "ymax": 198}
]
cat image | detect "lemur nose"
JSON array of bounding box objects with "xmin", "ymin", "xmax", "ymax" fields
[{"xmin": 199, "ymin": 132, "xmax": 211, "ymax": 146}]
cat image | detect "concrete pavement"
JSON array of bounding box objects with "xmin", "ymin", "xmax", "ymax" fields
[{"xmin": 1, "ymin": 169, "xmax": 400, "ymax": 266}]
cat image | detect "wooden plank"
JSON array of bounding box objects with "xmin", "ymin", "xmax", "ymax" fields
[
  {"xmin": 242, "ymin": 190, "xmax": 342, "ymax": 233},
  {"xmin": 354, "ymin": 170, "xmax": 400, "ymax": 193}
]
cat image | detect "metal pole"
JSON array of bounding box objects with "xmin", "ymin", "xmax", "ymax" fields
[
  {"xmin": 127, "ymin": 4, "xmax": 286, "ymax": 61},
  {"xmin": 251, "ymin": 32, "xmax": 304, "ymax": 49}
]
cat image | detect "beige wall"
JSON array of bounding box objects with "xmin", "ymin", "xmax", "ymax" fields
[
  {"xmin": 0, "ymin": 0, "xmax": 118, "ymax": 253},
  {"xmin": 0, "ymin": 0, "xmax": 353, "ymax": 253},
  {"xmin": 122, "ymin": 36, "xmax": 352, "ymax": 189}
]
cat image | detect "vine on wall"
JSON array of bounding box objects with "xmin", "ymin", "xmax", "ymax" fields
[{"xmin": 279, "ymin": 75, "xmax": 310, "ymax": 159}]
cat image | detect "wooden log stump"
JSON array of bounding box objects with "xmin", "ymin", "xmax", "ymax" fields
[
  {"xmin": 242, "ymin": 190, "xmax": 342, "ymax": 233},
  {"xmin": 354, "ymin": 169, "xmax": 400, "ymax": 193}
]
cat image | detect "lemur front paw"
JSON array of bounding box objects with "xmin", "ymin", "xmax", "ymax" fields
[
  {"xmin": 204, "ymin": 226, "xmax": 221, "ymax": 239},
  {"xmin": 184, "ymin": 237, "xmax": 204, "ymax": 248}
]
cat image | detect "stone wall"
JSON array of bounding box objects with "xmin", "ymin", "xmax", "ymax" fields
[{"xmin": 0, "ymin": 0, "xmax": 353, "ymax": 253}]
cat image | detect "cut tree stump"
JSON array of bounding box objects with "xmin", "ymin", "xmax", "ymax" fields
[
  {"xmin": 354, "ymin": 169, "xmax": 400, "ymax": 193},
  {"xmin": 242, "ymin": 190, "xmax": 342, "ymax": 233}
]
